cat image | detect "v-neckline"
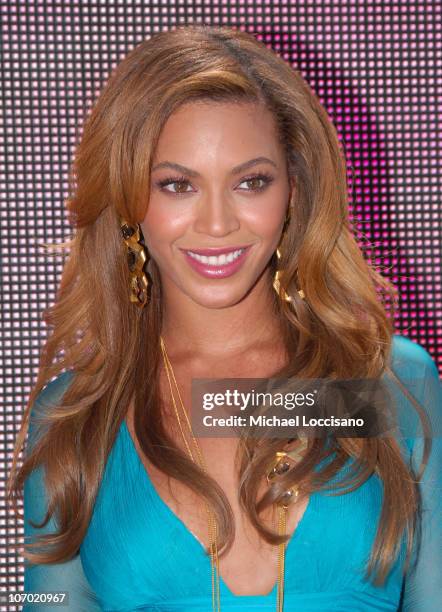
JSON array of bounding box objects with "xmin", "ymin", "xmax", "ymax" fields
[{"xmin": 120, "ymin": 417, "xmax": 315, "ymax": 599}]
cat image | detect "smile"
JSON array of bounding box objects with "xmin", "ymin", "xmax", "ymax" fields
[
  {"xmin": 186, "ymin": 248, "xmax": 245, "ymax": 266},
  {"xmin": 180, "ymin": 246, "xmax": 252, "ymax": 279}
]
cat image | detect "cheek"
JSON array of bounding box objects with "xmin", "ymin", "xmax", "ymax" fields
[
  {"xmin": 141, "ymin": 201, "xmax": 189, "ymax": 247},
  {"xmin": 243, "ymin": 201, "xmax": 286, "ymax": 239}
]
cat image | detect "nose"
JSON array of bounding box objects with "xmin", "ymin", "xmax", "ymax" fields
[{"xmin": 193, "ymin": 191, "xmax": 240, "ymax": 237}]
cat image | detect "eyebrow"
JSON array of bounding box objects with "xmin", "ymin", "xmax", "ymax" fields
[{"xmin": 151, "ymin": 156, "xmax": 278, "ymax": 177}]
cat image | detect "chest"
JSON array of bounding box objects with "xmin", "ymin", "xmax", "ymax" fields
[
  {"xmin": 80, "ymin": 417, "xmax": 404, "ymax": 611},
  {"xmin": 125, "ymin": 413, "xmax": 311, "ymax": 597}
]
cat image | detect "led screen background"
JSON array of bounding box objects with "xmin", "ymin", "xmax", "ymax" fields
[{"xmin": 1, "ymin": 1, "xmax": 441, "ymax": 604}]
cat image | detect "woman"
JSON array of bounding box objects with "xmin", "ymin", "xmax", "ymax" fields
[{"xmin": 8, "ymin": 24, "xmax": 441, "ymax": 611}]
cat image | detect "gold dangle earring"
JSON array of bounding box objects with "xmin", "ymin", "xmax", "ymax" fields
[
  {"xmin": 272, "ymin": 205, "xmax": 305, "ymax": 302},
  {"xmin": 120, "ymin": 216, "xmax": 150, "ymax": 308}
]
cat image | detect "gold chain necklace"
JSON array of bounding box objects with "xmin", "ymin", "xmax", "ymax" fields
[{"xmin": 159, "ymin": 335, "xmax": 301, "ymax": 612}]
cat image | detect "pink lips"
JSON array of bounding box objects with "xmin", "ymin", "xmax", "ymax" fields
[{"xmin": 180, "ymin": 246, "xmax": 251, "ymax": 279}]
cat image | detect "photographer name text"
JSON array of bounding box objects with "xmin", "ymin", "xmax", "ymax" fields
[{"xmin": 201, "ymin": 414, "xmax": 364, "ymax": 428}]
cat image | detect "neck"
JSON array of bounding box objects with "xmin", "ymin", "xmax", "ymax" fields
[{"xmin": 160, "ymin": 270, "xmax": 284, "ymax": 359}]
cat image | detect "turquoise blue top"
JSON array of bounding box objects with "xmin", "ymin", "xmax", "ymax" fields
[{"xmin": 23, "ymin": 335, "xmax": 442, "ymax": 611}]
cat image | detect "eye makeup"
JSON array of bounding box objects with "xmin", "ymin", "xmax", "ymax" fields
[{"xmin": 153, "ymin": 171, "xmax": 275, "ymax": 195}]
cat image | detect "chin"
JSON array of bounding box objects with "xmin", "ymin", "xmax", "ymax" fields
[{"xmin": 187, "ymin": 287, "xmax": 250, "ymax": 309}]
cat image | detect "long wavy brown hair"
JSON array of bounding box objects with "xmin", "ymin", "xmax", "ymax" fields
[{"xmin": 7, "ymin": 24, "xmax": 431, "ymax": 587}]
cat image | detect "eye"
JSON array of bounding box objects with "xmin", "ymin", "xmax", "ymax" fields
[
  {"xmin": 154, "ymin": 171, "xmax": 275, "ymax": 196},
  {"xmin": 155, "ymin": 175, "xmax": 193, "ymax": 194},
  {"xmin": 237, "ymin": 173, "xmax": 274, "ymax": 192}
]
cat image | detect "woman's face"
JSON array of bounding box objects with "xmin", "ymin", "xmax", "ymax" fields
[{"xmin": 141, "ymin": 100, "xmax": 293, "ymax": 309}]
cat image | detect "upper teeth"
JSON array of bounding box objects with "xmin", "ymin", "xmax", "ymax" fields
[{"xmin": 187, "ymin": 248, "xmax": 245, "ymax": 265}]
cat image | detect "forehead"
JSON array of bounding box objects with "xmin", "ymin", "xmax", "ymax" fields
[{"xmin": 152, "ymin": 100, "xmax": 284, "ymax": 166}]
